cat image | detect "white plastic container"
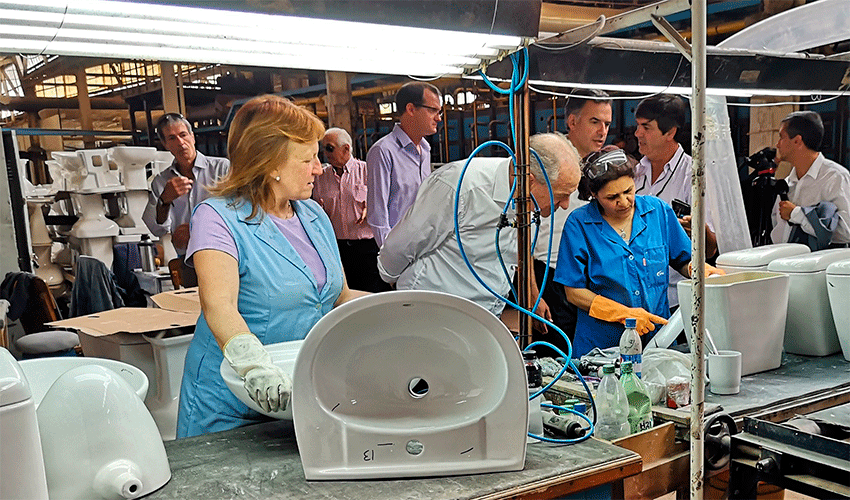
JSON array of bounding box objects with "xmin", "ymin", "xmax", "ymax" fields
[
  {"xmin": 678, "ymin": 272, "xmax": 790, "ymax": 376},
  {"xmin": 826, "ymin": 258, "xmax": 850, "ymax": 361},
  {"xmin": 767, "ymin": 249, "xmax": 850, "ymax": 356},
  {"xmin": 715, "ymin": 243, "xmax": 810, "ymax": 274}
]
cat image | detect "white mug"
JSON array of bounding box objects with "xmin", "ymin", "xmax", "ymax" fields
[{"xmin": 707, "ymin": 350, "xmax": 742, "ymax": 395}]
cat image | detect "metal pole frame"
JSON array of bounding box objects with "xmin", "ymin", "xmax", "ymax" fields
[{"xmin": 689, "ymin": 1, "xmax": 707, "ymax": 499}]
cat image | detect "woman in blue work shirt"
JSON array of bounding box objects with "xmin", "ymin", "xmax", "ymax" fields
[
  {"xmin": 176, "ymin": 95, "xmax": 368, "ymax": 438},
  {"xmin": 554, "ymin": 148, "xmax": 717, "ymax": 357}
]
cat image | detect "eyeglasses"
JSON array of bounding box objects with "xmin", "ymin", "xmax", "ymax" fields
[
  {"xmin": 324, "ymin": 144, "xmax": 335, "ymax": 154},
  {"xmin": 416, "ymin": 104, "xmax": 443, "ymax": 117},
  {"xmin": 582, "ymin": 149, "xmax": 629, "ymax": 180}
]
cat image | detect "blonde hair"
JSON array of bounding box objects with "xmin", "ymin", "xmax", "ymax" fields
[{"xmin": 211, "ymin": 95, "xmax": 325, "ymax": 219}]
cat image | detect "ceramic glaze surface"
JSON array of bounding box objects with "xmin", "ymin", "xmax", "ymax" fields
[
  {"xmin": 37, "ymin": 365, "xmax": 170, "ymax": 499},
  {"xmin": 827, "ymin": 259, "xmax": 850, "ymax": 361},
  {"xmin": 678, "ymin": 272, "xmax": 789, "ymax": 376},
  {"xmin": 19, "ymin": 356, "xmax": 149, "ymax": 406},
  {"xmin": 768, "ymin": 249, "xmax": 850, "ymax": 356},
  {"xmin": 291, "ymin": 291, "xmax": 527, "ymax": 480},
  {"xmin": 715, "ymin": 243, "xmax": 809, "ymax": 273}
]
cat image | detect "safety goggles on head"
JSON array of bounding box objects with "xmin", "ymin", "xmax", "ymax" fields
[
  {"xmin": 582, "ymin": 149, "xmax": 629, "ymax": 180},
  {"xmin": 155, "ymin": 112, "xmax": 186, "ymax": 130}
]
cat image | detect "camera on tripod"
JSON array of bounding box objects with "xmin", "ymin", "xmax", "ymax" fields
[
  {"xmin": 740, "ymin": 147, "xmax": 790, "ymax": 246},
  {"xmin": 743, "ymin": 147, "xmax": 788, "ymax": 200}
]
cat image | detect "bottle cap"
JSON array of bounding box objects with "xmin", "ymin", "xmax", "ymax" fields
[
  {"xmin": 523, "ymin": 350, "xmax": 537, "ymax": 361},
  {"xmin": 602, "ymin": 364, "xmax": 615, "ymax": 374},
  {"xmin": 625, "ymin": 318, "xmax": 637, "ymax": 329},
  {"xmin": 621, "ymin": 361, "xmax": 633, "ymax": 373}
]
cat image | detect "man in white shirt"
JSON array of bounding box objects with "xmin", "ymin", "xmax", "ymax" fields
[
  {"xmin": 534, "ymin": 89, "xmax": 611, "ymax": 345},
  {"xmin": 143, "ymin": 113, "xmax": 230, "ymax": 286},
  {"xmin": 378, "ymin": 133, "xmax": 581, "ymax": 319},
  {"xmin": 770, "ymin": 110, "xmax": 850, "ymax": 248},
  {"xmin": 633, "ymin": 95, "xmax": 717, "ymax": 307}
]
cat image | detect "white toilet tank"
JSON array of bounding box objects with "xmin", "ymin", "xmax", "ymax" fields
[
  {"xmin": 768, "ymin": 249, "xmax": 850, "ymax": 357},
  {"xmin": 678, "ymin": 272, "xmax": 790, "ymax": 376},
  {"xmin": 826, "ymin": 258, "xmax": 850, "ymax": 362},
  {"xmin": 715, "ymin": 243, "xmax": 810, "ymax": 274},
  {"xmin": 0, "ymin": 348, "xmax": 49, "ymax": 500}
]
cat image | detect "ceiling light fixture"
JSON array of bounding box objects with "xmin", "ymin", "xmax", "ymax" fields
[{"xmin": 0, "ymin": 0, "xmax": 527, "ymax": 77}]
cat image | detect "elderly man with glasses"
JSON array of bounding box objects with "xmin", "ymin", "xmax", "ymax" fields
[
  {"xmin": 313, "ymin": 128, "xmax": 390, "ymax": 292},
  {"xmin": 366, "ymin": 81, "xmax": 442, "ymax": 247},
  {"xmin": 143, "ymin": 113, "xmax": 230, "ymax": 286}
]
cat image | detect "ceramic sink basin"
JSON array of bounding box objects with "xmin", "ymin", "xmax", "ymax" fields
[
  {"xmin": 109, "ymin": 146, "xmax": 157, "ymax": 166},
  {"xmin": 219, "ymin": 340, "xmax": 303, "ymax": 420},
  {"xmin": 291, "ymin": 291, "xmax": 528, "ymax": 480}
]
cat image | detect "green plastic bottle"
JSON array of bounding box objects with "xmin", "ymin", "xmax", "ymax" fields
[{"xmin": 620, "ymin": 361, "xmax": 653, "ymax": 434}]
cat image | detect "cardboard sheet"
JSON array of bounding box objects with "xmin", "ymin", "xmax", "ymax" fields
[
  {"xmin": 152, "ymin": 287, "xmax": 201, "ymax": 315},
  {"xmin": 48, "ymin": 307, "xmax": 197, "ymax": 338}
]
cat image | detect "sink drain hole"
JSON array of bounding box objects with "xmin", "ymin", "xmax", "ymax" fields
[{"xmin": 408, "ymin": 377, "xmax": 429, "ymax": 398}]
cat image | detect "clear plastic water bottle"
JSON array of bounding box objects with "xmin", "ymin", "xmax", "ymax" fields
[
  {"xmin": 524, "ymin": 350, "xmax": 543, "ymax": 441},
  {"xmin": 619, "ymin": 317, "xmax": 642, "ymax": 378},
  {"xmin": 594, "ymin": 364, "xmax": 630, "ymax": 441},
  {"xmin": 620, "ymin": 361, "xmax": 653, "ymax": 434}
]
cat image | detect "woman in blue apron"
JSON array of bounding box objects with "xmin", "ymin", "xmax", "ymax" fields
[
  {"xmin": 177, "ymin": 95, "xmax": 368, "ymax": 438},
  {"xmin": 554, "ymin": 148, "xmax": 723, "ymax": 357}
]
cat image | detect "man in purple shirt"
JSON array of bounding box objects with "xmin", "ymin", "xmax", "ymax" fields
[
  {"xmin": 366, "ymin": 82, "xmax": 442, "ymax": 246},
  {"xmin": 313, "ymin": 128, "xmax": 389, "ymax": 292}
]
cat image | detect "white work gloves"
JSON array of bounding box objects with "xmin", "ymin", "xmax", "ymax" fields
[{"xmin": 223, "ymin": 333, "xmax": 291, "ymax": 413}]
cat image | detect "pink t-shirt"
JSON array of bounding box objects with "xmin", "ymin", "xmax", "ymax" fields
[{"xmin": 187, "ymin": 203, "xmax": 327, "ymax": 291}]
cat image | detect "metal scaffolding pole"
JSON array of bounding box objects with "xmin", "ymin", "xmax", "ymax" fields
[{"xmin": 689, "ymin": 0, "xmax": 707, "ymax": 498}]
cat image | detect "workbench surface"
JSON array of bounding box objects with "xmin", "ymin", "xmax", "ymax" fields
[
  {"xmin": 550, "ymin": 353, "xmax": 850, "ymax": 427},
  {"xmin": 146, "ymin": 420, "xmax": 641, "ymax": 500}
]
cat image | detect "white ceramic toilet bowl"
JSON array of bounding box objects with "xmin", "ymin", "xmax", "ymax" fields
[
  {"xmin": 715, "ymin": 243, "xmax": 810, "ymax": 274},
  {"xmin": 37, "ymin": 365, "xmax": 170, "ymax": 499},
  {"xmin": 0, "ymin": 349, "xmax": 169, "ymax": 500},
  {"xmin": 0, "ymin": 348, "xmax": 49, "ymax": 500},
  {"xmin": 826, "ymin": 258, "xmax": 850, "ymax": 361},
  {"xmin": 768, "ymin": 248, "xmax": 850, "ymax": 356},
  {"xmin": 19, "ymin": 356, "xmax": 149, "ymax": 406}
]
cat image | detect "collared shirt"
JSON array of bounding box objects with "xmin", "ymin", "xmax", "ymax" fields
[
  {"xmin": 554, "ymin": 195, "xmax": 691, "ymax": 357},
  {"xmin": 312, "ymin": 157, "xmax": 374, "ymax": 241},
  {"xmin": 634, "ymin": 144, "xmax": 692, "ymax": 205},
  {"xmin": 634, "ymin": 145, "xmax": 710, "ymax": 306},
  {"xmin": 366, "ymin": 123, "xmax": 432, "ymax": 246},
  {"xmin": 378, "ymin": 157, "xmax": 514, "ymax": 316},
  {"xmin": 533, "ymin": 191, "xmax": 587, "ymax": 266},
  {"xmin": 142, "ymin": 151, "xmax": 230, "ymax": 253},
  {"xmin": 771, "ymin": 153, "xmax": 850, "ymax": 245}
]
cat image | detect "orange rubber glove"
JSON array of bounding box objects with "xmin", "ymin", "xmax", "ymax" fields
[
  {"xmin": 588, "ymin": 295, "xmax": 668, "ymax": 336},
  {"xmin": 689, "ymin": 262, "xmax": 727, "ymax": 278}
]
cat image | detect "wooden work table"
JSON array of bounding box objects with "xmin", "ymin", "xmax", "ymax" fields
[{"xmin": 146, "ymin": 420, "xmax": 641, "ymax": 500}]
